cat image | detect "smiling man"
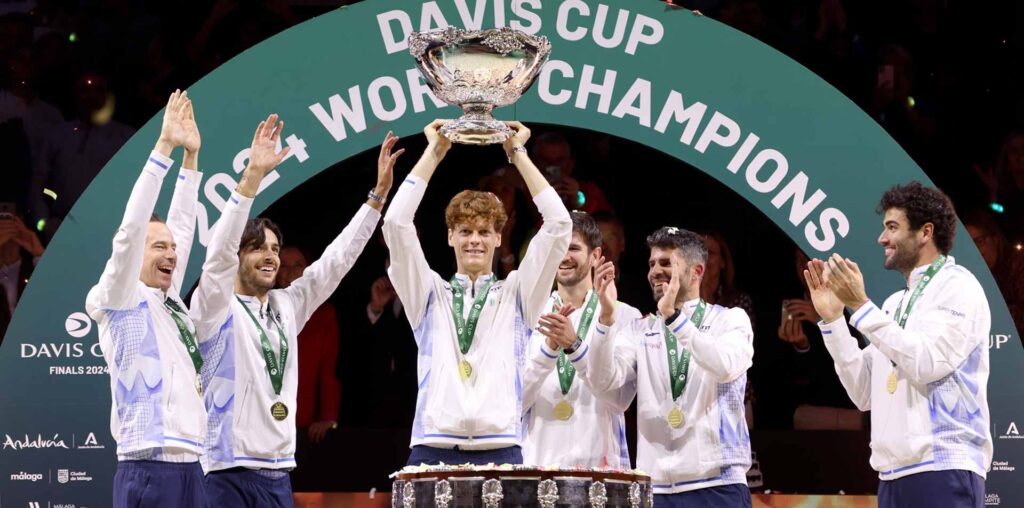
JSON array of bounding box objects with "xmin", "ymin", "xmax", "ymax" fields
[
  {"xmin": 521, "ymin": 211, "xmax": 641, "ymax": 468},
  {"xmin": 85, "ymin": 91, "xmax": 207, "ymax": 507},
  {"xmin": 587, "ymin": 227, "xmax": 754, "ymax": 508},
  {"xmin": 383, "ymin": 119, "xmax": 570, "ymax": 466},
  {"xmin": 805, "ymin": 182, "xmax": 992, "ymax": 508},
  {"xmin": 190, "ymin": 120, "xmax": 396, "ymax": 507}
]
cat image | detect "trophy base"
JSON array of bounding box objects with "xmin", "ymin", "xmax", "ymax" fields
[{"xmin": 440, "ymin": 106, "xmax": 512, "ymax": 145}]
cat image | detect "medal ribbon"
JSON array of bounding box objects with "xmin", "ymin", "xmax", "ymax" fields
[
  {"xmin": 450, "ymin": 275, "xmax": 494, "ymax": 355},
  {"xmin": 893, "ymin": 255, "xmax": 946, "ymax": 328},
  {"xmin": 888, "ymin": 254, "xmax": 946, "ymax": 368},
  {"xmin": 163, "ymin": 298, "xmax": 203, "ymax": 374},
  {"xmin": 663, "ymin": 300, "xmax": 707, "ymax": 401},
  {"xmin": 236, "ymin": 296, "xmax": 288, "ymax": 395},
  {"xmin": 554, "ymin": 291, "xmax": 599, "ymax": 396}
]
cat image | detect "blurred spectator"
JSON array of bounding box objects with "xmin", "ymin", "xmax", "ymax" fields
[
  {"xmin": 338, "ymin": 264, "xmax": 417, "ymax": 429},
  {"xmin": 479, "ymin": 166, "xmax": 534, "ymax": 278},
  {"xmin": 963, "ymin": 209, "xmax": 1024, "ymax": 337},
  {"xmin": 530, "ymin": 131, "xmax": 614, "ymax": 215},
  {"xmin": 700, "ymin": 231, "xmax": 755, "ymax": 326},
  {"xmin": 774, "ymin": 248, "xmax": 865, "ymax": 430},
  {"xmin": 974, "ymin": 131, "xmax": 1024, "ymax": 239},
  {"xmin": 2, "ymin": 46, "xmax": 63, "ymax": 212},
  {"xmin": 868, "ymin": 44, "xmax": 936, "ymax": 159},
  {"xmin": 592, "ymin": 211, "xmax": 649, "ymax": 311},
  {"xmin": 0, "ymin": 115, "xmax": 31, "ymax": 211},
  {"xmin": 0, "ymin": 208, "xmax": 43, "ymax": 341},
  {"xmin": 29, "ymin": 71, "xmax": 134, "ymax": 237},
  {"xmin": 188, "ymin": 0, "xmax": 297, "ymax": 77},
  {"xmin": 277, "ymin": 245, "xmax": 340, "ymax": 444}
]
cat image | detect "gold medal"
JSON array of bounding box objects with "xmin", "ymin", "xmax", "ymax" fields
[
  {"xmin": 886, "ymin": 370, "xmax": 898, "ymax": 394},
  {"xmin": 459, "ymin": 360, "xmax": 473, "ymax": 381},
  {"xmin": 553, "ymin": 400, "xmax": 574, "ymax": 421},
  {"xmin": 667, "ymin": 407, "xmax": 684, "ymax": 428},
  {"xmin": 270, "ymin": 401, "xmax": 289, "ymax": 421}
]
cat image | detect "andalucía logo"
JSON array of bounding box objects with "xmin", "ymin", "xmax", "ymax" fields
[
  {"xmin": 76, "ymin": 431, "xmax": 105, "ymax": 450},
  {"xmin": 2, "ymin": 433, "xmax": 69, "ymax": 450},
  {"xmin": 999, "ymin": 422, "xmax": 1023, "ymax": 440}
]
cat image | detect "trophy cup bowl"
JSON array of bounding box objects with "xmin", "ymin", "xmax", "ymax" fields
[{"xmin": 409, "ymin": 26, "xmax": 552, "ymax": 145}]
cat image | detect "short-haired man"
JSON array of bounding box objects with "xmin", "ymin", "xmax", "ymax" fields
[
  {"xmin": 805, "ymin": 182, "xmax": 991, "ymax": 507},
  {"xmin": 85, "ymin": 91, "xmax": 207, "ymax": 507},
  {"xmin": 192, "ymin": 120, "xmax": 396, "ymax": 506},
  {"xmin": 588, "ymin": 227, "xmax": 754, "ymax": 507},
  {"xmin": 522, "ymin": 211, "xmax": 640, "ymax": 468},
  {"xmin": 383, "ymin": 120, "xmax": 571, "ymax": 465}
]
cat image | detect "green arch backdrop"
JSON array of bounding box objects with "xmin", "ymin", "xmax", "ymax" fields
[{"xmin": 1, "ymin": 1, "xmax": 1019, "ymax": 506}]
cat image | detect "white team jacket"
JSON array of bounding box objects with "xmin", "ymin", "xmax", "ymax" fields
[
  {"xmin": 382, "ymin": 175, "xmax": 571, "ymax": 450},
  {"xmin": 522, "ymin": 293, "xmax": 641, "ymax": 468},
  {"xmin": 588, "ymin": 299, "xmax": 753, "ymax": 494},
  {"xmin": 192, "ymin": 191, "xmax": 379, "ymax": 472},
  {"xmin": 819, "ymin": 256, "xmax": 992, "ymax": 481},
  {"xmin": 86, "ymin": 152, "xmax": 206, "ymax": 461}
]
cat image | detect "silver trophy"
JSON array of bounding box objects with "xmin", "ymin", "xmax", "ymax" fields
[{"xmin": 409, "ymin": 26, "xmax": 552, "ymax": 145}]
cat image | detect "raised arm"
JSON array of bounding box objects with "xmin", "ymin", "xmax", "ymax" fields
[
  {"xmin": 166, "ymin": 100, "xmax": 203, "ymax": 295},
  {"xmin": 408, "ymin": 120, "xmax": 450, "ymax": 183},
  {"xmin": 665, "ymin": 307, "xmax": 753, "ymax": 383},
  {"xmin": 806, "ymin": 258, "xmax": 872, "ymax": 411},
  {"xmin": 505, "ymin": 123, "xmax": 572, "ymax": 327},
  {"xmin": 579, "ymin": 297, "xmax": 643, "ymax": 412},
  {"xmin": 585, "ymin": 261, "xmax": 639, "ymax": 396},
  {"xmin": 281, "ymin": 134, "xmax": 395, "ymax": 329},
  {"xmin": 190, "ymin": 114, "xmax": 289, "ymax": 339},
  {"xmin": 383, "ymin": 127, "xmax": 443, "ymax": 331},
  {"xmin": 87, "ymin": 91, "xmax": 190, "ymax": 312},
  {"xmin": 826, "ymin": 255, "xmax": 989, "ymax": 384},
  {"xmin": 522, "ymin": 302, "xmax": 583, "ymax": 412}
]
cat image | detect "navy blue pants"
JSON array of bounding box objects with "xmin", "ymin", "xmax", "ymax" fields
[
  {"xmin": 879, "ymin": 470, "xmax": 984, "ymax": 508},
  {"xmin": 206, "ymin": 468, "xmax": 293, "ymax": 508},
  {"xmin": 653, "ymin": 484, "xmax": 752, "ymax": 508},
  {"xmin": 113, "ymin": 460, "xmax": 208, "ymax": 508},
  {"xmin": 407, "ymin": 445, "xmax": 523, "ymax": 466}
]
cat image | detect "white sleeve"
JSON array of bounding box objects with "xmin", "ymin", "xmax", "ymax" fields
[
  {"xmin": 281, "ymin": 203, "xmax": 380, "ymax": 331},
  {"xmin": 383, "ymin": 175, "xmax": 438, "ymax": 330},
  {"xmin": 667, "ymin": 307, "xmax": 753, "ymax": 383},
  {"xmin": 86, "ymin": 152, "xmax": 174, "ymax": 313},
  {"xmin": 512, "ymin": 188, "xmax": 572, "ymax": 328},
  {"xmin": 819, "ymin": 317, "xmax": 873, "ymax": 411},
  {"xmin": 166, "ymin": 168, "xmax": 203, "ymax": 296},
  {"xmin": 190, "ymin": 191, "xmax": 252, "ymax": 341},
  {"xmin": 849, "ymin": 275, "xmax": 989, "ymax": 384},
  {"xmin": 521, "ymin": 335, "xmax": 561, "ymax": 413},
  {"xmin": 585, "ymin": 316, "xmax": 639, "ymax": 396},
  {"xmin": 578, "ymin": 303, "xmax": 642, "ymax": 412}
]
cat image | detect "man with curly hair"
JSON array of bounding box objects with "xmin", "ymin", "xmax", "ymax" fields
[
  {"xmin": 383, "ymin": 120, "xmax": 571, "ymax": 466},
  {"xmin": 805, "ymin": 182, "xmax": 992, "ymax": 508}
]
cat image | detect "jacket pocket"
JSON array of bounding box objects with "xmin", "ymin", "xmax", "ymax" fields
[
  {"xmin": 471, "ymin": 362, "xmax": 516, "ymax": 436},
  {"xmin": 165, "ymin": 363, "xmax": 176, "ymax": 412},
  {"xmin": 234, "ymin": 381, "xmax": 252, "ymax": 429},
  {"xmin": 423, "ymin": 362, "xmax": 466, "ymax": 435}
]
